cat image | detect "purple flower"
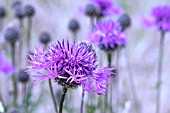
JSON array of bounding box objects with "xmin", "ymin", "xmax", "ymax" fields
[
  {"xmin": 89, "ymin": 20, "xmax": 127, "ymax": 51},
  {"xmin": 142, "ymin": 5, "xmax": 170, "ymax": 32},
  {"xmin": 27, "ymin": 40, "xmax": 113, "ymax": 95},
  {"xmin": 89, "ymin": 0, "xmax": 123, "ymax": 16},
  {"xmin": 0, "ymin": 52, "xmax": 14, "ymax": 75}
]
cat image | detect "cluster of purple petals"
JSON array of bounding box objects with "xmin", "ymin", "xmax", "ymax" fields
[
  {"xmin": 89, "ymin": 20, "xmax": 127, "ymax": 51},
  {"xmin": 0, "ymin": 52, "xmax": 14, "ymax": 75},
  {"xmin": 89, "ymin": 0, "xmax": 123, "ymax": 16},
  {"xmin": 143, "ymin": 5, "xmax": 170, "ymax": 32},
  {"xmin": 27, "ymin": 40, "xmax": 113, "ymax": 95}
]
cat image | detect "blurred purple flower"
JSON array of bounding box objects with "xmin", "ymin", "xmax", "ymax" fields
[
  {"xmin": 0, "ymin": 52, "xmax": 14, "ymax": 75},
  {"xmin": 142, "ymin": 5, "xmax": 170, "ymax": 32},
  {"xmin": 27, "ymin": 40, "xmax": 113, "ymax": 95},
  {"xmin": 89, "ymin": 20, "xmax": 127, "ymax": 51},
  {"xmin": 89, "ymin": 0, "xmax": 123, "ymax": 16}
]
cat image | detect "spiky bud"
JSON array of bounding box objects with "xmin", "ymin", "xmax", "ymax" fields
[
  {"xmin": 0, "ymin": 6, "xmax": 7, "ymax": 18},
  {"xmin": 118, "ymin": 14, "xmax": 131, "ymax": 31},
  {"xmin": 14, "ymin": 7, "xmax": 25, "ymax": 19},
  {"xmin": 85, "ymin": 4, "xmax": 98, "ymax": 17},
  {"xmin": 4, "ymin": 27, "xmax": 20, "ymax": 44},
  {"xmin": 39, "ymin": 32, "xmax": 51, "ymax": 45},
  {"xmin": 12, "ymin": 0, "xmax": 22, "ymax": 9},
  {"xmin": 17, "ymin": 69, "xmax": 29, "ymax": 83},
  {"xmin": 24, "ymin": 4, "xmax": 35, "ymax": 17},
  {"xmin": 68, "ymin": 19, "xmax": 80, "ymax": 33}
]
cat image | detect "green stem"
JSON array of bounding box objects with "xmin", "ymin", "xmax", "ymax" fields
[
  {"xmin": 116, "ymin": 47, "xmax": 120, "ymax": 113},
  {"xmin": 11, "ymin": 43, "xmax": 18, "ymax": 107},
  {"xmin": 23, "ymin": 83, "xmax": 28, "ymax": 113},
  {"xmin": 124, "ymin": 48, "xmax": 140, "ymax": 113},
  {"xmin": 59, "ymin": 87, "xmax": 67, "ymax": 113},
  {"xmin": 156, "ymin": 31, "xmax": 165, "ymax": 113},
  {"xmin": 18, "ymin": 18, "xmax": 24, "ymax": 69},
  {"xmin": 104, "ymin": 52, "xmax": 112, "ymax": 112},
  {"xmin": 90, "ymin": 17, "xmax": 95, "ymax": 31},
  {"xmin": 73, "ymin": 32, "xmax": 77, "ymax": 44},
  {"xmin": 26, "ymin": 17, "xmax": 32, "ymax": 51},
  {"xmin": 49, "ymin": 79, "xmax": 58, "ymax": 113},
  {"xmin": 80, "ymin": 90, "xmax": 85, "ymax": 113},
  {"xmin": 0, "ymin": 81, "xmax": 5, "ymax": 108}
]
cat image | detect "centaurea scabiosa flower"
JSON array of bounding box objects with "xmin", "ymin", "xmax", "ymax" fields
[
  {"xmin": 0, "ymin": 52, "xmax": 14, "ymax": 75},
  {"xmin": 142, "ymin": 5, "xmax": 170, "ymax": 113},
  {"xmin": 89, "ymin": 0, "xmax": 123, "ymax": 17},
  {"xmin": 27, "ymin": 40, "xmax": 113, "ymax": 94},
  {"xmin": 89, "ymin": 20, "xmax": 127, "ymax": 51},
  {"xmin": 143, "ymin": 5, "xmax": 170, "ymax": 32}
]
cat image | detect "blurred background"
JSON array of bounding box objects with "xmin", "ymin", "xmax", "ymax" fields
[{"xmin": 0, "ymin": 0, "xmax": 170, "ymax": 113}]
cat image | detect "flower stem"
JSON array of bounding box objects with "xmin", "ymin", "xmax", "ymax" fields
[
  {"xmin": 18, "ymin": 18, "xmax": 24, "ymax": 69},
  {"xmin": 90, "ymin": 17, "xmax": 95, "ymax": 30},
  {"xmin": 26, "ymin": 17, "xmax": 32, "ymax": 51},
  {"xmin": 0, "ymin": 82, "xmax": 5, "ymax": 107},
  {"xmin": 104, "ymin": 52, "xmax": 112, "ymax": 112},
  {"xmin": 59, "ymin": 87, "xmax": 67, "ymax": 113},
  {"xmin": 156, "ymin": 31, "xmax": 165, "ymax": 113},
  {"xmin": 73, "ymin": 32, "xmax": 77, "ymax": 44},
  {"xmin": 80, "ymin": 90, "xmax": 85, "ymax": 113},
  {"xmin": 124, "ymin": 48, "xmax": 140, "ymax": 113},
  {"xmin": 48, "ymin": 79, "xmax": 58, "ymax": 113},
  {"xmin": 116, "ymin": 47, "xmax": 120, "ymax": 113},
  {"xmin": 11, "ymin": 43, "xmax": 18, "ymax": 107},
  {"xmin": 23, "ymin": 83, "xmax": 28, "ymax": 113}
]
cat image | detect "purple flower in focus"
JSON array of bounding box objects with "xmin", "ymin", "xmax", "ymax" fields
[
  {"xmin": 0, "ymin": 52, "xmax": 14, "ymax": 75},
  {"xmin": 142, "ymin": 5, "xmax": 170, "ymax": 32},
  {"xmin": 27, "ymin": 40, "xmax": 113, "ymax": 95},
  {"xmin": 89, "ymin": 0, "xmax": 123, "ymax": 17},
  {"xmin": 89, "ymin": 20, "xmax": 127, "ymax": 51}
]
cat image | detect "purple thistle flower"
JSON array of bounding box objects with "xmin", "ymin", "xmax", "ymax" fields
[
  {"xmin": 89, "ymin": 20, "xmax": 127, "ymax": 51},
  {"xmin": 89, "ymin": 0, "xmax": 123, "ymax": 16},
  {"xmin": 142, "ymin": 5, "xmax": 170, "ymax": 32},
  {"xmin": 27, "ymin": 40, "xmax": 113, "ymax": 95},
  {"xmin": 0, "ymin": 52, "xmax": 14, "ymax": 75}
]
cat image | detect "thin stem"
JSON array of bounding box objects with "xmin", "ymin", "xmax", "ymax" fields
[
  {"xmin": 124, "ymin": 48, "xmax": 140, "ymax": 113},
  {"xmin": 156, "ymin": 31, "xmax": 165, "ymax": 113},
  {"xmin": 26, "ymin": 17, "xmax": 32, "ymax": 51},
  {"xmin": 11, "ymin": 43, "xmax": 18, "ymax": 107},
  {"xmin": 23, "ymin": 83, "xmax": 28, "ymax": 113},
  {"xmin": 0, "ymin": 81, "xmax": 5, "ymax": 107},
  {"xmin": 80, "ymin": 90, "xmax": 85, "ymax": 113},
  {"xmin": 48, "ymin": 79, "xmax": 58, "ymax": 113},
  {"xmin": 116, "ymin": 47, "xmax": 120, "ymax": 113},
  {"xmin": 18, "ymin": 19, "xmax": 24, "ymax": 69},
  {"xmin": 73, "ymin": 32, "xmax": 77, "ymax": 44},
  {"xmin": 104, "ymin": 52, "xmax": 112, "ymax": 113},
  {"xmin": 59, "ymin": 87, "xmax": 67, "ymax": 113},
  {"xmin": 90, "ymin": 17, "xmax": 95, "ymax": 31}
]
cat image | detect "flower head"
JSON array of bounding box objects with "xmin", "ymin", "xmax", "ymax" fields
[
  {"xmin": 89, "ymin": 0, "xmax": 123, "ymax": 17},
  {"xmin": 142, "ymin": 5, "xmax": 170, "ymax": 32},
  {"xmin": 68, "ymin": 19, "xmax": 80, "ymax": 33},
  {"xmin": 0, "ymin": 52, "xmax": 14, "ymax": 75},
  {"xmin": 24, "ymin": 4, "xmax": 35, "ymax": 17},
  {"xmin": 85, "ymin": 4, "xmax": 99, "ymax": 17},
  {"xmin": 89, "ymin": 20, "xmax": 127, "ymax": 51},
  {"xmin": 39, "ymin": 32, "xmax": 51, "ymax": 45},
  {"xmin": 0, "ymin": 6, "xmax": 7, "ymax": 18},
  {"xmin": 118, "ymin": 14, "xmax": 131, "ymax": 31},
  {"xmin": 4, "ymin": 27, "xmax": 20, "ymax": 44},
  {"xmin": 14, "ymin": 7, "xmax": 25, "ymax": 19},
  {"xmin": 27, "ymin": 40, "xmax": 113, "ymax": 94},
  {"xmin": 17, "ymin": 69, "xmax": 30, "ymax": 83}
]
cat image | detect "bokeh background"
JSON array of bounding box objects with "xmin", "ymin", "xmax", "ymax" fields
[{"xmin": 0, "ymin": 0, "xmax": 170, "ymax": 113}]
